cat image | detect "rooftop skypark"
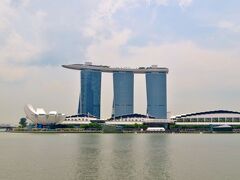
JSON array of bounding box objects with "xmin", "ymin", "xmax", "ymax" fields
[{"xmin": 62, "ymin": 62, "xmax": 169, "ymax": 73}]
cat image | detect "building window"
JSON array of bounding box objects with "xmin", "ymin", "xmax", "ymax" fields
[
  {"xmin": 219, "ymin": 118, "xmax": 225, "ymax": 122},
  {"xmin": 233, "ymin": 118, "xmax": 239, "ymax": 122},
  {"xmin": 212, "ymin": 118, "xmax": 218, "ymax": 122},
  {"xmin": 191, "ymin": 118, "xmax": 197, "ymax": 122},
  {"xmin": 226, "ymin": 118, "xmax": 232, "ymax": 122},
  {"xmin": 198, "ymin": 118, "xmax": 204, "ymax": 122},
  {"xmin": 184, "ymin": 118, "xmax": 190, "ymax": 122},
  {"xmin": 205, "ymin": 118, "xmax": 211, "ymax": 122}
]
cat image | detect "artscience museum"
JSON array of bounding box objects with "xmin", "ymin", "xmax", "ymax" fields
[{"xmin": 24, "ymin": 104, "xmax": 66, "ymax": 125}]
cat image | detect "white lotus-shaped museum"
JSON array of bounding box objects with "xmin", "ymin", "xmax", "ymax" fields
[{"xmin": 24, "ymin": 104, "xmax": 66, "ymax": 125}]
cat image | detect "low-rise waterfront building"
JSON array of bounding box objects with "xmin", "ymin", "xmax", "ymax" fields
[
  {"xmin": 171, "ymin": 110, "xmax": 240, "ymax": 125},
  {"xmin": 106, "ymin": 113, "xmax": 173, "ymax": 127},
  {"xmin": 61, "ymin": 114, "xmax": 99, "ymax": 125},
  {"xmin": 61, "ymin": 113, "xmax": 173, "ymax": 126}
]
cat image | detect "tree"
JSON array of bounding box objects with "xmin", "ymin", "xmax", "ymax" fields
[
  {"xmin": 134, "ymin": 123, "xmax": 139, "ymax": 129},
  {"xmin": 19, "ymin": 117, "xmax": 28, "ymax": 128},
  {"xmin": 81, "ymin": 123, "xmax": 102, "ymax": 130}
]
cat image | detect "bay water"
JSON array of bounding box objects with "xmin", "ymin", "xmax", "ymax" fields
[{"xmin": 0, "ymin": 133, "xmax": 239, "ymax": 180}]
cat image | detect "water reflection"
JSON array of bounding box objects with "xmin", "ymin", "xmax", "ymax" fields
[
  {"xmin": 1, "ymin": 134, "xmax": 240, "ymax": 180},
  {"xmin": 75, "ymin": 134, "xmax": 102, "ymax": 179},
  {"xmin": 75, "ymin": 134, "xmax": 171, "ymax": 180}
]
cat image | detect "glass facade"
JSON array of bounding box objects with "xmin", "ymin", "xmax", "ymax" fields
[
  {"xmin": 113, "ymin": 72, "xmax": 134, "ymax": 117},
  {"xmin": 146, "ymin": 72, "xmax": 167, "ymax": 119},
  {"xmin": 78, "ymin": 70, "xmax": 101, "ymax": 118}
]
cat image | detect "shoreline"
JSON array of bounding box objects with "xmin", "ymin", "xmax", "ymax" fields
[{"xmin": 4, "ymin": 130, "xmax": 240, "ymax": 134}]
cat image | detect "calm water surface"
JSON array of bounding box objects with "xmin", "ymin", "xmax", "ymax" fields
[{"xmin": 0, "ymin": 133, "xmax": 239, "ymax": 180}]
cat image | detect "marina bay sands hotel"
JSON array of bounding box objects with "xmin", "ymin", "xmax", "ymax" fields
[{"xmin": 63, "ymin": 62, "xmax": 168, "ymax": 119}]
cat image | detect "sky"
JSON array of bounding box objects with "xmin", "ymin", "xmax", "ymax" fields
[{"xmin": 1, "ymin": 0, "xmax": 240, "ymax": 124}]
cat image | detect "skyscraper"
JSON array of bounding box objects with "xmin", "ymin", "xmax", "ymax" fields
[
  {"xmin": 79, "ymin": 69, "xmax": 101, "ymax": 118},
  {"xmin": 113, "ymin": 72, "xmax": 134, "ymax": 117},
  {"xmin": 63, "ymin": 63, "xmax": 168, "ymax": 119},
  {"xmin": 146, "ymin": 72, "xmax": 167, "ymax": 119}
]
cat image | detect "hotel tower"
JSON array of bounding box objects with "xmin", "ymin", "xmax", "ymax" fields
[{"xmin": 63, "ymin": 62, "xmax": 168, "ymax": 119}]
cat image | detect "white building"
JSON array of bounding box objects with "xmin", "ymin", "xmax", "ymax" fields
[
  {"xmin": 61, "ymin": 113, "xmax": 173, "ymax": 126},
  {"xmin": 61, "ymin": 114, "xmax": 99, "ymax": 125},
  {"xmin": 24, "ymin": 104, "xmax": 66, "ymax": 125},
  {"xmin": 106, "ymin": 113, "xmax": 172, "ymax": 125},
  {"xmin": 171, "ymin": 110, "xmax": 240, "ymax": 125}
]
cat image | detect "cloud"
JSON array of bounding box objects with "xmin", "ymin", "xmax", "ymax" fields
[
  {"xmin": 178, "ymin": 0, "xmax": 192, "ymax": 8},
  {"xmin": 10, "ymin": 0, "xmax": 30, "ymax": 7},
  {"xmin": 148, "ymin": 0, "xmax": 193, "ymax": 8},
  {"xmin": 146, "ymin": 0, "xmax": 169, "ymax": 6},
  {"xmin": 82, "ymin": 0, "xmax": 133, "ymax": 37},
  {"xmin": 217, "ymin": 20, "xmax": 240, "ymax": 33},
  {"xmin": 0, "ymin": 31, "xmax": 42, "ymax": 81},
  {"xmin": 0, "ymin": 1, "xmax": 15, "ymax": 30},
  {"xmin": 0, "ymin": 32, "xmax": 41, "ymax": 63},
  {"xmin": 0, "ymin": 0, "xmax": 48, "ymax": 82},
  {"xmin": 86, "ymin": 29, "xmax": 132, "ymax": 64},
  {"xmin": 82, "ymin": 0, "xmax": 181, "ymax": 38},
  {"xmin": 35, "ymin": 10, "xmax": 48, "ymax": 20},
  {"xmin": 20, "ymin": 0, "xmax": 30, "ymax": 7},
  {"xmin": 0, "ymin": 63, "xmax": 27, "ymax": 82}
]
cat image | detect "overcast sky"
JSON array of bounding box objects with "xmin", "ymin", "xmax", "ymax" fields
[{"xmin": 1, "ymin": 0, "xmax": 240, "ymax": 124}]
